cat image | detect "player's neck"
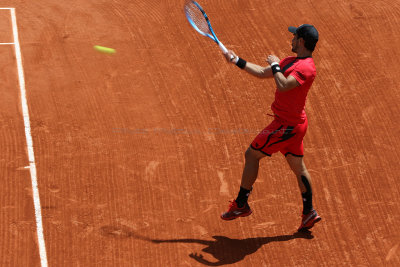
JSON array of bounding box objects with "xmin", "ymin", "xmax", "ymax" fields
[{"xmin": 296, "ymin": 49, "xmax": 312, "ymax": 58}]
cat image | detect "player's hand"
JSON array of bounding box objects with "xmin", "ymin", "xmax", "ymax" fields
[
  {"xmin": 267, "ymin": 55, "xmax": 280, "ymax": 65},
  {"xmin": 224, "ymin": 50, "xmax": 238, "ymax": 64}
]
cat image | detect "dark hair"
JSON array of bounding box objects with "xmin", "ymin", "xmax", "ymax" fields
[{"xmin": 303, "ymin": 39, "xmax": 317, "ymax": 52}]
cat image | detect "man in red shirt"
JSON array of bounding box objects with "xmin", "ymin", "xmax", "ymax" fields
[{"xmin": 221, "ymin": 24, "xmax": 321, "ymax": 231}]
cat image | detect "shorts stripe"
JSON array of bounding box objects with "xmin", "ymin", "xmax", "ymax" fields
[
  {"xmin": 259, "ymin": 125, "xmax": 284, "ymax": 150},
  {"xmin": 267, "ymin": 126, "xmax": 296, "ymax": 148}
]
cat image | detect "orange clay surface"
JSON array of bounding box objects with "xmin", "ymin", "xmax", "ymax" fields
[{"xmin": 0, "ymin": 0, "xmax": 399, "ymax": 266}]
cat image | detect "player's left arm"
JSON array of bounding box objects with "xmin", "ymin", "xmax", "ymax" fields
[
  {"xmin": 272, "ymin": 73, "xmax": 300, "ymax": 92},
  {"xmin": 267, "ymin": 55, "xmax": 300, "ymax": 92}
]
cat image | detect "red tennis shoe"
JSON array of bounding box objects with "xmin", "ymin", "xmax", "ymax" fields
[
  {"xmin": 220, "ymin": 200, "xmax": 252, "ymax": 220},
  {"xmin": 298, "ymin": 209, "xmax": 321, "ymax": 231}
]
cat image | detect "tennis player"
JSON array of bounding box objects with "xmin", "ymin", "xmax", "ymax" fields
[{"xmin": 221, "ymin": 24, "xmax": 321, "ymax": 231}]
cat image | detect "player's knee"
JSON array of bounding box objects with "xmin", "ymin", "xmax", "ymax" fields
[
  {"xmin": 245, "ymin": 147, "xmax": 264, "ymax": 161},
  {"xmin": 290, "ymin": 164, "xmax": 308, "ymax": 177}
]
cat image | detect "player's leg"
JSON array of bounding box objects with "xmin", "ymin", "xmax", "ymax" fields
[
  {"xmin": 285, "ymin": 154, "xmax": 321, "ymax": 230},
  {"xmin": 240, "ymin": 147, "xmax": 266, "ymax": 190},
  {"xmin": 220, "ymin": 147, "xmax": 266, "ymax": 220},
  {"xmin": 220, "ymin": 119, "xmax": 282, "ymax": 221},
  {"xmin": 241, "ymin": 119, "xmax": 285, "ymax": 192},
  {"xmin": 236, "ymin": 147, "xmax": 266, "ymax": 207},
  {"xmin": 285, "ymin": 154, "xmax": 313, "ymax": 211}
]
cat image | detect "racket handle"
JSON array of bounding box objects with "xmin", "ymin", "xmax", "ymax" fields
[
  {"xmin": 218, "ymin": 42, "xmax": 228, "ymax": 54},
  {"xmin": 218, "ymin": 42, "xmax": 234, "ymax": 60}
]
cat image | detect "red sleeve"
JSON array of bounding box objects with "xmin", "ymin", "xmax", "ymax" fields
[{"xmin": 290, "ymin": 70, "xmax": 307, "ymax": 85}]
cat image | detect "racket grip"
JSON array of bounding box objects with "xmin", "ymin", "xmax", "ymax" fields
[
  {"xmin": 218, "ymin": 42, "xmax": 228, "ymax": 54},
  {"xmin": 218, "ymin": 42, "xmax": 234, "ymax": 60}
]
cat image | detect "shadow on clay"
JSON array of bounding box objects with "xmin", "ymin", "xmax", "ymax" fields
[{"xmin": 100, "ymin": 225, "xmax": 314, "ymax": 266}]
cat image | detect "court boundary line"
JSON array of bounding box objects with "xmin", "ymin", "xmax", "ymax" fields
[{"xmin": 9, "ymin": 8, "xmax": 48, "ymax": 267}]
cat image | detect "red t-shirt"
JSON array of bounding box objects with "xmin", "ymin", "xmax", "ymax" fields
[{"xmin": 271, "ymin": 56, "xmax": 316, "ymax": 124}]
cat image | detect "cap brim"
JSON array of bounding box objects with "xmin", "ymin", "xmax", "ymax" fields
[{"xmin": 288, "ymin": 26, "xmax": 297, "ymax": 33}]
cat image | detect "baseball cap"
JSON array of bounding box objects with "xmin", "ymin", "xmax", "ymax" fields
[{"xmin": 288, "ymin": 24, "xmax": 319, "ymax": 51}]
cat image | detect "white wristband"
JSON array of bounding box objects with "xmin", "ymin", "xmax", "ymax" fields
[{"xmin": 270, "ymin": 62, "xmax": 279, "ymax": 66}]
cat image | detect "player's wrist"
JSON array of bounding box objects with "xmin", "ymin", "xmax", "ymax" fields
[
  {"xmin": 270, "ymin": 62, "xmax": 282, "ymax": 74},
  {"xmin": 236, "ymin": 57, "xmax": 247, "ymax": 69}
]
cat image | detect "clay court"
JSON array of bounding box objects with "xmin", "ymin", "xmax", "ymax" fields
[{"xmin": 0, "ymin": 0, "xmax": 399, "ymax": 266}]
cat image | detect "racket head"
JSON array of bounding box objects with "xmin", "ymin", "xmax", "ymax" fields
[{"xmin": 184, "ymin": 0, "xmax": 219, "ymax": 43}]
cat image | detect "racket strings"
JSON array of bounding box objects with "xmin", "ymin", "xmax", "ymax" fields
[{"xmin": 184, "ymin": 1, "xmax": 211, "ymax": 35}]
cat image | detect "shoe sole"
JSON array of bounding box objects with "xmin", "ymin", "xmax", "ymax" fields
[
  {"xmin": 220, "ymin": 210, "xmax": 252, "ymax": 221},
  {"xmin": 298, "ymin": 216, "xmax": 321, "ymax": 231}
]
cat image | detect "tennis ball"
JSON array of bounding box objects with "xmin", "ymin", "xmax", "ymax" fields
[{"xmin": 93, "ymin": 45, "xmax": 116, "ymax": 54}]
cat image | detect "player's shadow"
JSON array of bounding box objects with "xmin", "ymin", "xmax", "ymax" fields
[{"xmin": 150, "ymin": 231, "xmax": 314, "ymax": 266}]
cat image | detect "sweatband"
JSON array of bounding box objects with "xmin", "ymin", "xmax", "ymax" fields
[
  {"xmin": 271, "ymin": 62, "xmax": 282, "ymax": 74},
  {"xmin": 236, "ymin": 57, "xmax": 247, "ymax": 69}
]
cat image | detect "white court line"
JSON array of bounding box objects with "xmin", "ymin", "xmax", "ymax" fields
[
  {"xmin": 10, "ymin": 8, "xmax": 48, "ymax": 267},
  {"xmin": 0, "ymin": 42, "xmax": 14, "ymax": 45}
]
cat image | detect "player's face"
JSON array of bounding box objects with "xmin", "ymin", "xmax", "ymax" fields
[{"xmin": 291, "ymin": 34, "xmax": 299, "ymax": 53}]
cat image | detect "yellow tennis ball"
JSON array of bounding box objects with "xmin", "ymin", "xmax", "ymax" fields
[{"xmin": 94, "ymin": 45, "xmax": 116, "ymax": 54}]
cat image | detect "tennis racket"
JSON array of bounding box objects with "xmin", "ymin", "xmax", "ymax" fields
[{"xmin": 184, "ymin": 0, "xmax": 230, "ymax": 56}]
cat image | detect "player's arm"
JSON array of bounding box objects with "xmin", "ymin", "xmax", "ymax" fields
[
  {"xmin": 243, "ymin": 62, "xmax": 273, "ymax": 78},
  {"xmin": 267, "ymin": 55, "xmax": 300, "ymax": 92},
  {"xmin": 272, "ymin": 73, "xmax": 300, "ymax": 92},
  {"xmin": 224, "ymin": 51, "xmax": 273, "ymax": 78}
]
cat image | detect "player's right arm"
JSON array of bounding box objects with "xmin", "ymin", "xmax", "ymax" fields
[
  {"xmin": 242, "ymin": 62, "xmax": 273, "ymax": 78},
  {"xmin": 224, "ymin": 50, "xmax": 273, "ymax": 79}
]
